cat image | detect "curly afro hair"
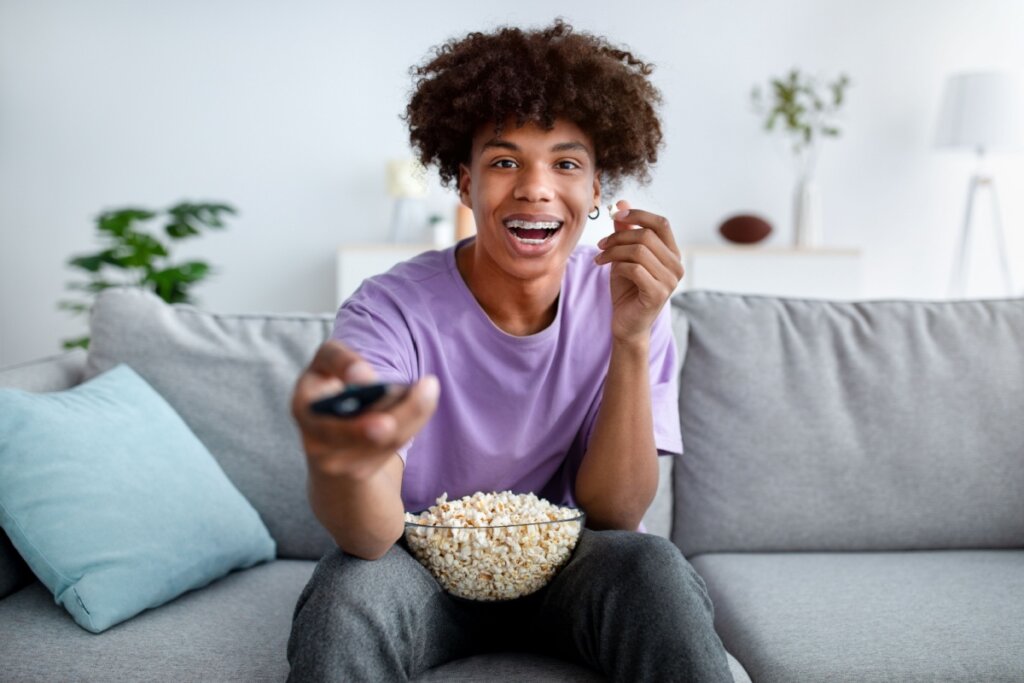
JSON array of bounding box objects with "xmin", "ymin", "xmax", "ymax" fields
[{"xmin": 404, "ymin": 19, "xmax": 663, "ymax": 194}]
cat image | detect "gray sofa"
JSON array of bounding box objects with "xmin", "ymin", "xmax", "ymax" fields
[{"xmin": 1, "ymin": 286, "xmax": 1022, "ymax": 682}]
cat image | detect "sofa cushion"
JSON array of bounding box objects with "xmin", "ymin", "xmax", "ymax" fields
[
  {"xmin": 0, "ymin": 559, "xmax": 314, "ymax": 682},
  {"xmin": 417, "ymin": 651, "xmax": 751, "ymax": 682},
  {"xmin": 0, "ymin": 558, "xmax": 750, "ymax": 682},
  {"xmin": 0, "ymin": 349, "xmax": 87, "ymax": 601},
  {"xmin": 0, "ymin": 364, "xmax": 276, "ymax": 632},
  {"xmin": 671, "ymin": 291, "xmax": 1024, "ymax": 554},
  {"xmin": 83, "ymin": 287, "xmax": 336, "ymax": 560},
  {"xmin": 691, "ymin": 550, "xmax": 1024, "ymax": 683}
]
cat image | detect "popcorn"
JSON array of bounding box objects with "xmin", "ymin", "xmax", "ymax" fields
[{"xmin": 404, "ymin": 491, "xmax": 584, "ymax": 601}]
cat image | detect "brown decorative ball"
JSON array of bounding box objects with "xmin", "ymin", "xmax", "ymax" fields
[{"xmin": 718, "ymin": 214, "xmax": 772, "ymax": 244}]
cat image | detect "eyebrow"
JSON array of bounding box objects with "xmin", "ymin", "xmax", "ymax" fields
[{"xmin": 481, "ymin": 139, "xmax": 593, "ymax": 160}]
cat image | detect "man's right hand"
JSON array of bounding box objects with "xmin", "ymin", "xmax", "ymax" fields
[{"xmin": 291, "ymin": 340, "xmax": 440, "ymax": 481}]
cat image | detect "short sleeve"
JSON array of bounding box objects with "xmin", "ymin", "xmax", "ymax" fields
[
  {"xmin": 649, "ymin": 302, "xmax": 683, "ymax": 455},
  {"xmin": 331, "ymin": 287, "xmax": 419, "ymax": 462},
  {"xmin": 581, "ymin": 302, "xmax": 683, "ymax": 456}
]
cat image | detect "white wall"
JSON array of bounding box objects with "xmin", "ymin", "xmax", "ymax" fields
[{"xmin": 2, "ymin": 0, "xmax": 1023, "ymax": 367}]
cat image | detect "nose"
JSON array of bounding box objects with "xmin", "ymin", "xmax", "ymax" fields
[{"xmin": 513, "ymin": 164, "xmax": 555, "ymax": 203}]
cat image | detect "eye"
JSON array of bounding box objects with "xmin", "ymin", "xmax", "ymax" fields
[
  {"xmin": 491, "ymin": 158, "xmax": 518, "ymax": 169},
  {"xmin": 555, "ymin": 160, "xmax": 581, "ymax": 170}
]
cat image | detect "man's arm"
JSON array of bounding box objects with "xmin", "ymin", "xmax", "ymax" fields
[
  {"xmin": 577, "ymin": 200, "xmax": 684, "ymax": 530},
  {"xmin": 574, "ymin": 336, "xmax": 659, "ymax": 530},
  {"xmin": 292, "ymin": 340, "xmax": 438, "ymax": 560},
  {"xmin": 308, "ymin": 454, "xmax": 406, "ymax": 561}
]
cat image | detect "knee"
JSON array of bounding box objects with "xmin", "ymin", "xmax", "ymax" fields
[
  {"xmin": 295, "ymin": 543, "xmax": 437, "ymax": 622},
  {"xmin": 288, "ymin": 544, "xmax": 439, "ymax": 679},
  {"xmin": 597, "ymin": 533, "xmax": 712, "ymax": 607}
]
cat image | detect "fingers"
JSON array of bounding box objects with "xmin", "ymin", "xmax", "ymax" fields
[
  {"xmin": 308, "ymin": 339, "xmax": 377, "ymax": 385},
  {"xmin": 596, "ymin": 242, "xmax": 681, "ymax": 293},
  {"xmin": 293, "ymin": 340, "xmax": 441, "ymax": 470},
  {"xmin": 299, "ymin": 374, "xmax": 438, "ymax": 465},
  {"xmin": 292, "ymin": 340, "xmax": 377, "ymax": 424},
  {"xmin": 357, "ymin": 376, "xmax": 440, "ymax": 450},
  {"xmin": 609, "ymin": 261, "xmax": 673, "ymax": 307},
  {"xmin": 596, "ymin": 229, "xmax": 685, "ymax": 283},
  {"xmin": 608, "ymin": 204, "xmax": 681, "ymax": 258}
]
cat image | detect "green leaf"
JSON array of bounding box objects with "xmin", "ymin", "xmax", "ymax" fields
[
  {"xmin": 165, "ymin": 202, "xmax": 236, "ymax": 237},
  {"xmin": 148, "ymin": 261, "xmax": 211, "ymax": 285},
  {"xmin": 57, "ymin": 300, "xmax": 91, "ymax": 315},
  {"xmin": 62, "ymin": 336, "xmax": 90, "ymax": 350},
  {"xmin": 84, "ymin": 280, "xmax": 119, "ymax": 293},
  {"xmin": 165, "ymin": 218, "xmax": 201, "ymax": 239},
  {"xmin": 119, "ymin": 232, "xmax": 169, "ymax": 267},
  {"xmin": 68, "ymin": 254, "xmax": 107, "ymax": 272},
  {"xmin": 142, "ymin": 261, "xmax": 211, "ymax": 303},
  {"xmin": 97, "ymin": 209, "xmax": 156, "ymax": 237}
]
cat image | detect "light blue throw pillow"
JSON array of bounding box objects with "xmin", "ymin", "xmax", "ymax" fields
[{"xmin": 0, "ymin": 364, "xmax": 276, "ymax": 633}]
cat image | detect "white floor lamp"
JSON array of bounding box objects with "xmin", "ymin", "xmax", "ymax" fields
[{"xmin": 935, "ymin": 71, "xmax": 1023, "ymax": 298}]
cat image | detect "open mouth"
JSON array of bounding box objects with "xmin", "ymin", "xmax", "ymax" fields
[{"xmin": 504, "ymin": 219, "xmax": 563, "ymax": 245}]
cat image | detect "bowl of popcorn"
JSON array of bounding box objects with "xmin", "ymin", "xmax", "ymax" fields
[{"xmin": 404, "ymin": 491, "xmax": 585, "ymax": 601}]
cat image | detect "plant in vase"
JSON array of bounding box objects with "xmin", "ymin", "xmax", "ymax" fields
[
  {"xmin": 752, "ymin": 69, "xmax": 850, "ymax": 247},
  {"xmin": 59, "ymin": 201, "xmax": 236, "ymax": 349}
]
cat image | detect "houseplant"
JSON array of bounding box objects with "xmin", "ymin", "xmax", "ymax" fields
[
  {"xmin": 751, "ymin": 69, "xmax": 850, "ymax": 247},
  {"xmin": 60, "ymin": 201, "xmax": 236, "ymax": 349}
]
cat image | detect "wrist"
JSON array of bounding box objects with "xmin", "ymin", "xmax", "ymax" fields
[
  {"xmin": 305, "ymin": 444, "xmax": 381, "ymax": 482},
  {"xmin": 610, "ymin": 333, "xmax": 650, "ymax": 357}
]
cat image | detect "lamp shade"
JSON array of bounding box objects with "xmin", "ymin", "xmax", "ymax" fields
[
  {"xmin": 934, "ymin": 71, "xmax": 1024, "ymax": 152},
  {"xmin": 387, "ymin": 158, "xmax": 428, "ymax": 198}
]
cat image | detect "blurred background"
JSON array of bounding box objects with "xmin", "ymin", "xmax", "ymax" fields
[{"xmin": 1, "ymin": 0, "xmax": 1023, "ymax": 367}]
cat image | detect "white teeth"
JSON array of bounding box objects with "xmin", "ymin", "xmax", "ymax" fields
[{"xmin": 504, "ymin": 220, "xmax": 562, "ymax": 230}]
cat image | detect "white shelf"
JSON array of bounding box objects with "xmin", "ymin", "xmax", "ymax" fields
[
  {"xmin": 336, "ymin": 244, "xmax": 433, "ymax": 306},
  {"xmin": 336, "ymin": 243, "xmax": 864, "ymax": 306},
  {"xmin": 679, "ymin": 244, "xmax": 863, "ymax": 299}
]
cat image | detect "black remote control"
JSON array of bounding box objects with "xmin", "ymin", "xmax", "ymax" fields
[{"xmin": 310, "ymin": 383, "xmax": 411, "ymax": 418}]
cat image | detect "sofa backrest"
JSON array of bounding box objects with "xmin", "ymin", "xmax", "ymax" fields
[
  {"xmin": 84, "ymin": 288, "xmax": 337, "ymax": 560},
  {"xmin": 670, "ymin": 291, "xmax": 1024, "ymax": 555},
  {"xmin": 0, "ymin": 349, "xmax": 88, "ymax": 599},
  {"xmin": 2, "ymin": 288, "xmax": 680, "ymax": 579}
]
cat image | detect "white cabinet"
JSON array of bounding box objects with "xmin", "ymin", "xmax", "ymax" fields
[
  {"xmin": 680, "ymin": 246, "xmax": 863, "ymax": 299},
  {"xmin": 336, "ymin": 244, "xmax": 433, "ymax": 306},
  {"xmin": 336, "ymin": 243, "xmax": 864, "ymax": 306}
]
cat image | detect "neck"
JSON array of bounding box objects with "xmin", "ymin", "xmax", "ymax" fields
[{"xmin": 456, "ymin": 240, "xmax": 562, "ymax": 336}]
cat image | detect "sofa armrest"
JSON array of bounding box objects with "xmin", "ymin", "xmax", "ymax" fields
[{"xmin": 0, "ymin": 349, "xmax": 87, "ymax": 392}]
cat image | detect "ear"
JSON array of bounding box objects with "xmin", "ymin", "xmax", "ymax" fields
[
  {"xmin": 458, "ymin": 163, "xmax": 472, "ymax": 209},
  {"xmin": 592, "ymin": 173, "xmax": 602, "ymax": 210}
]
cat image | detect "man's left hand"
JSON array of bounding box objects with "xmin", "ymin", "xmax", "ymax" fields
[{"xmin": 593, "ymin": 200, "xmax": 685, "ymax": 343}]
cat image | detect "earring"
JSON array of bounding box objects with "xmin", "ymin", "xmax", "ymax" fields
[{"xmin": 588, "ymin": 206, "xmax": 600, "ymax": 220}]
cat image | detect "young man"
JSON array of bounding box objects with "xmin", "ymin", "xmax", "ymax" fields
[{"xmin": 287, "ymin": 20, "xmax": 733, "ymax": 682}]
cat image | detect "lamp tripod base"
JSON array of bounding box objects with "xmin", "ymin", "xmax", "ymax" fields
[{"xmin": 948, "ymin": 173, "xmax": 1015, "ymax": 298}]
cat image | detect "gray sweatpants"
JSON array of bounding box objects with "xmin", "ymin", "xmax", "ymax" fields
[{"xmin": 286, "ymin": 528, "xmax": 732, "ymax": 682}]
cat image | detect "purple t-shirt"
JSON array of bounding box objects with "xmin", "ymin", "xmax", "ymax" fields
[{"xmin": 332, "ymin": 238, "xmax": 682, "ymax": 514}]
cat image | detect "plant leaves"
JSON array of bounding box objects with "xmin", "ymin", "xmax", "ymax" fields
[
  {"xmin": 62, "ymin": 336, "xmax": 90, "ymax": 350},
  {"xmin": 68, "ymin": 254, "xmax": 107, "ymax": 272},
  {"xmin": 165, "ymin": 202, "xmax": 237, "ymax": 237},
  {"xmin": 96, "ymin": 209, "xmax": 156, "ymax": 237},
  {"xmin": 57, "ymin": 300, "xmax": 91, "ymax": 314},
  {"xmin": 62, "ymin": 200, "xmax": 233, "ymax": 335}
]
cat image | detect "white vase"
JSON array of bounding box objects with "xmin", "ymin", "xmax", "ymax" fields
[{"xmin": 793, "ymin": 174, "xmax": 822, "ymax": 248}]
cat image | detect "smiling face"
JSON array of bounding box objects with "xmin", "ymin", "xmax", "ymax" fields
[{"xmin": 458, "ymin": 118, "xmax": 601, "ymax": 287}]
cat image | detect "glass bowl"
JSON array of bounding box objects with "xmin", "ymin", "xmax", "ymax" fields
[{"xmin": 404, "ymin": 511, "xmax": 585, "ymax": 601}]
